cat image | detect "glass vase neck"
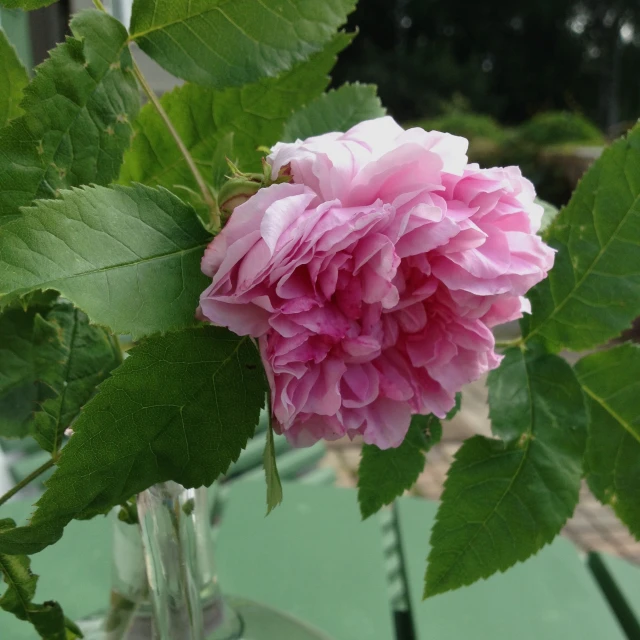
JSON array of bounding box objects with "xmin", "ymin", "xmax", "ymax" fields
[{"xmin": 137, "ymin": 482, "xmax": 242, "ymax": 640}]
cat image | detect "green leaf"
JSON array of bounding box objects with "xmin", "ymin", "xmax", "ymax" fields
[
  {"xmin": 0, "ymin": 0, "xmax": 57, "ymax": 9},
  {"xmin": 425, "ymin": 347, "xmax": 587, "ymax": 597},
  {"xmin": 445, "ymin": 392, "xmax": 462, "ymax": 421},
  {"xmin": 32, "ymin": 305, "xmax": 121, "ymax": 456},
  {"xmin": 0, "ymin": 519, "xmax": 79, "ymax": 640},
  {"xmin": 119, "ymin": 33, "xmax": 352, "ymax": 210},
  {"xmin": 9, "ymin": 290, "xmax": 60, "ymax": 311},
  {"xmin": 282, "ymin": 83, "xmax": 385, "ymax": 141},
  {"xmin": 521, "ymin": 124, "xmax": 640, "ymax": 351},
  {"xmin": 0, "ymin": 300, "xmax": 118, "ymax": 448},
  {"xmin": 0, "ymin": 301, "xmax": 59, "ymax": 439},
  {"xmin": 129, "ymin": 0, "xmax": 355, "ymax": 89},
  {"xmin": 358, "ymin": 414, "xmax": 442, "ymax": 519},
  {"xmin": 263, "ymin": 415, "xmax": 283, "ymax": 515},
  {"xmin": 0, "ymin": 326, "xmax": 267, "ymax": 556},
  {"xmin": 0, "ymin": 184, "xmax": 211, "ymax": 339},
  {"xmin": 0, "ymin": 520, "xmax": 37, "ymax": 611},
  {"xmin": 536, "ymin": 197, "xmax": 559, "ymax": 234},
  {"xmin": 0, "ymin": 29, "xmax": 29, "ymax": 128},
  {"xmin": 575, "ymin": 344, "xmax": 640, "ymax": 540},
  {"xmin": 19, "ymin": 601, "xmax": 81, "ymax": 640},
  {"xmin": 0, "ymin": 11, "xmax": 139, "ymax": 226}
]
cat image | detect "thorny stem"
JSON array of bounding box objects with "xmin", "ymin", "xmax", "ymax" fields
[
  {"xmin": 130, "ymin": 60, "xmax": 221, "ymax": 230},
  {"xmin": 0, "ymin": 458, "xmax": 55, "ymax": 508},
  {"xmin": 92, "ymin": 0, "xmax": 220, "ymax": 230}
]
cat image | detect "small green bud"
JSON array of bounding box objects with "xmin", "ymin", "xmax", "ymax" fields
[
  {"xmin": 218, "ymin": 177, "xmax": 262, "ymax": 220},
  {"xmin": 117, "ymin": 499, "xmax": 139, "ymax": 524}
]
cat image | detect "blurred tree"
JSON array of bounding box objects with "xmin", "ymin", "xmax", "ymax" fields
[
  {"xmin": 332, "ymin": 0, "xmax": 640, "ymax": 130},
  {"xmin": 572, "ymin": 0, "xmax": 640, "ymax": 129}
]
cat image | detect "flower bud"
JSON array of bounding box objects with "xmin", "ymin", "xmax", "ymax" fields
[{"xmin": 218, "ymin": 178, "xmax": 262, "ymax": 220}]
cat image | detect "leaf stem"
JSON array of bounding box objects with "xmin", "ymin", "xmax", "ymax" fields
[
  {"xmin": 51, "ymin": 308, "xmax": 80, "ymax": 459},
  {"xmin": 494, "ymin": 337, "xmax": 523, "ymax": 349},
  {"xmin": 0, "ymin": 458, "xmax": 55, "ymax": 508},
  {"xmin": 129, "ymin": 60, "xmax": 220, "ymax": 230},
  {"xmin": 110, "ymin": 332, "xmax": 124, "ymax": 366}
]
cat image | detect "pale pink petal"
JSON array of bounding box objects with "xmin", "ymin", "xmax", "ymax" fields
[{"xmin": 361, "ymin": 398, "xmax": 412, "ymax": 449}]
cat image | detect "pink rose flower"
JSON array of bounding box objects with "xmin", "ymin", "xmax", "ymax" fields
[{"xmin": 198, "ymin": 117, "xmax": 554, "ymax": 449}]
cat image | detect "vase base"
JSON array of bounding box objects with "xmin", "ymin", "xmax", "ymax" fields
[
  {"xmin": 228, "ymin": 596, "xmax": 333, "ymax": 640},
  {"xmin": 77, "ymin": 596, "xmax": 332, "ymax": 640},
  {"xmin": 76, "ymin": 593, "xmax": 237, "ymax": 640}
]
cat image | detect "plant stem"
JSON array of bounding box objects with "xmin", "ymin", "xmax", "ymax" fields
[
  {"xmin": 92, "ymin": 0, "xmax": 220, "ymax": 229},
  {"xmin": 0, "ymin": 458, "xmax": 55, "ymax": 508},
  {"xmin": 130, "ymin": 60, "xmax": 220, "ymax": 230},
  {"xmin": 494, "ymin": 337, "xmax": 523, "ymax": 349}
]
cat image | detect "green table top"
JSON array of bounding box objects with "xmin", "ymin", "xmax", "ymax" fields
[
  {"xmin": 588, "ymin": 552, "xmax": 640, "ymax": 638},
  {"xmin": 1, "ymin": 484, "xmax": 638, "ymax": 639},
  {"xmin": 0, "ymin": 482, "xmax": 395, "ymax": 640},
  {"xmin": 217, "ymin": 482, "xmax": 395, "ymax": 640},
  {"xmin": 396, "ymin": 498, "xmax": 627, "ymax": 639}
]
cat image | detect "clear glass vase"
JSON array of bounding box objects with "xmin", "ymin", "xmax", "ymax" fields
[{"xmin": 78, "ymin": 482, "xmax": 331, "ymax": 640}]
